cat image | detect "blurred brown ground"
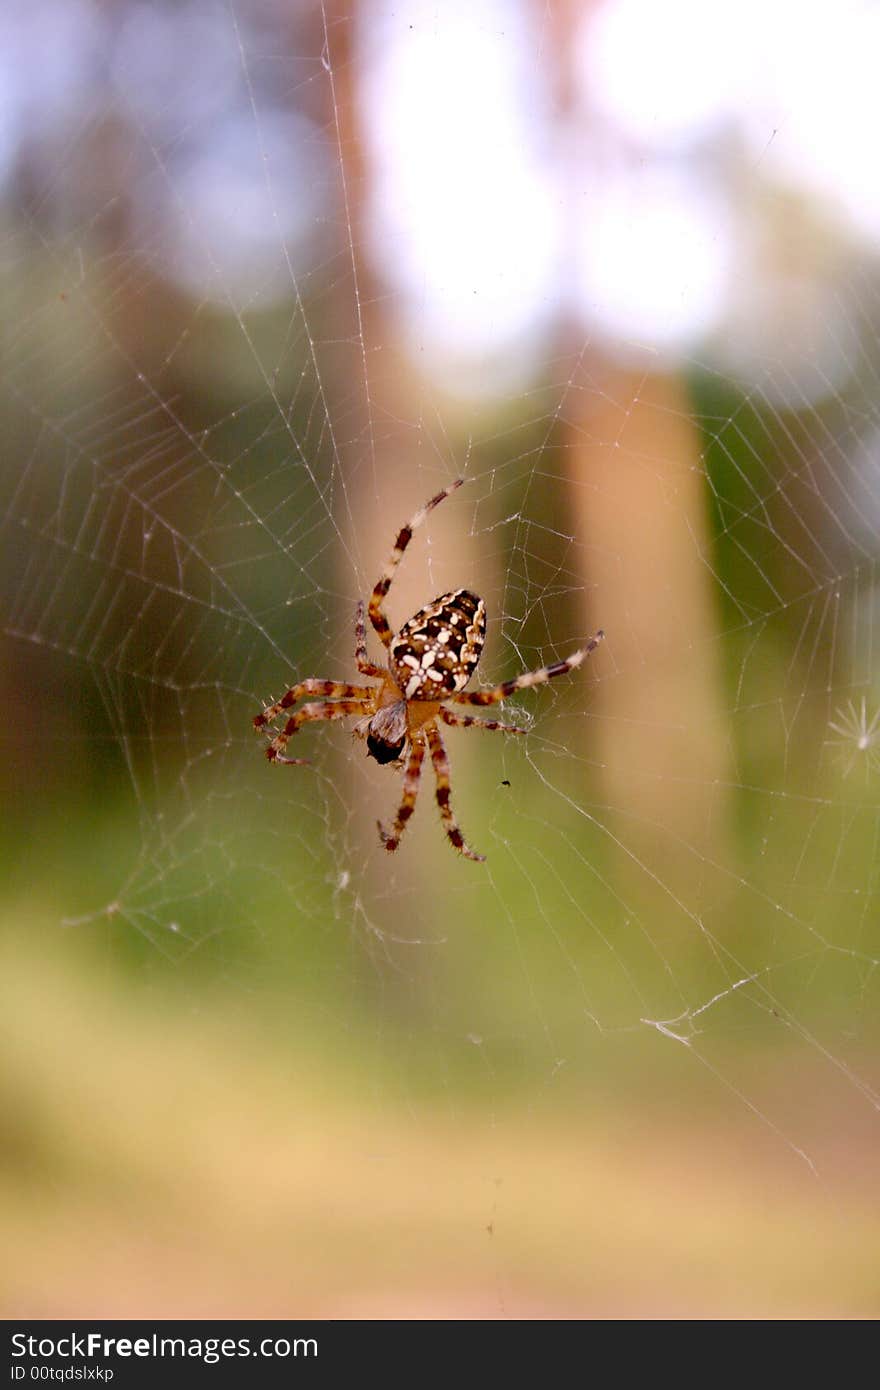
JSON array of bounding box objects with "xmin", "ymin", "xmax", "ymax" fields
[{"xmin": 3, "ymin": 919, "xmax": 877, "ymax": 1321}]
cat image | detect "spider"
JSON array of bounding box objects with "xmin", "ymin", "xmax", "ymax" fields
[{"xmin": 253, "ymin": 479, "xmax": 604, "ymax": 861}]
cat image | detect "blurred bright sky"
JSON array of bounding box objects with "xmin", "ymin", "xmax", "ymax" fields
[
  {"xmin": 358, "ymin": 0, "xmax": 880, "ymax": 393},
  {"xmin": 2, "ymin": 0, "xmax": 878, "ymax": 394}
]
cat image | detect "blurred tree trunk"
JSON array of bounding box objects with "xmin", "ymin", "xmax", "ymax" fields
[
  {"xmin": 570, "ymin": 359, "xmax": 730, "ymax": 850},
  {"xmin": 541, "ymin": 0, "xmax": 731, "ymax": 853}
]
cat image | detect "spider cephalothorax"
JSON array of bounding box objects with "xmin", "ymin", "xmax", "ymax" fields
[{"xmin": 254, "ymin": 480, "xmax": 603, "ymax": 861}]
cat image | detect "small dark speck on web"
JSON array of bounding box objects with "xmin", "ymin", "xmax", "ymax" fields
[{"xmin": 500, "ymin": 779, "xmax": 511, "ymax": 787}]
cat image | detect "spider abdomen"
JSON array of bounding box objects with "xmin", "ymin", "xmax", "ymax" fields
[{"xmin": 390, "ymin": 588, "xmax": 486, "ymax": 700}]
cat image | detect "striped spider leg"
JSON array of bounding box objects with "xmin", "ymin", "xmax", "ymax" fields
[
  {"xmin": 377, "ymin": 732, "xmax": 426, "ymax": 852},
  {"xmin": 450, "ymin": 630, "xmax": 605, "ymax": 712},
  {"xmin": 425, "ymin": 722, "xmax": 485, "ymax": 861},
  {"xmin": 378, "ymin": 723, "xmax": 487, "ymax": 861},
  {"xmin": 354, "ymin": 598, "xmax": 385, "ymax": 678},
  {"xmin": 254, "ymin": 603, "xmax": 383, "ymax": 762},
  {"xmin": 367, "ymin": 477, "xmax": 465, "ymax": 647},
  {"xmin": 255, "ymin": 684, "xmax": 373, "ymax": 764},
  {"xmin": 438, "ymin": 707, "xmax": 528, "ymax": 736}
]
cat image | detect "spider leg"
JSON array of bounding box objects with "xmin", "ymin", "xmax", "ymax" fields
[
  {"xmin": 378, "ymin": 734, "xmax": 426, "ymax": 852},
  {"xmin": 265, "ymin": 699, "xmax": 372, "ymax": 764},
  {"xmin": 254, "ymin": 679, "xmax": 371, "ymax": 731},
  {"xmin": 439, "ymin": 707, "xmax": 527, "ymax": 735},
  {"xmin": 354, "ymin": 599, "xmax": 385, "ymax": 677},
  {"xmin": 425, "ymin": 723, "xmax": 485, "ymax": 862},
  {"xmin": 452, "ymin": 630, "xmax": 604, "ymax": 707},
  {"xmin": 367, "ymin": 477, "xmax": 465, "ymax": 647}
]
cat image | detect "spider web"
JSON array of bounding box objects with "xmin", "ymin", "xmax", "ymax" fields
[{"xmin": 2, "ymin": 0, "xmax": 879, "ymax": 1314}]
